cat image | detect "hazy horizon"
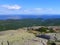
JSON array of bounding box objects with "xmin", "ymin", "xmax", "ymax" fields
[{"xmin": 0, "ymin": 14, "xmax": 60, "ymax": 20}]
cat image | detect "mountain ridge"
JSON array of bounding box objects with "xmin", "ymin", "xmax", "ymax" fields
[{"xmin": 0, "ymin": 15, "xmax": 60, "ymax": 20}]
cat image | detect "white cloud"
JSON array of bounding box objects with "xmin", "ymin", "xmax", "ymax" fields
[
  {"xmin": 23, "ymin": 8, "xmax": 43, "ymax": 13},
  {"xmin": 23, "ymin": 10, "xmax": 30, "ymax": 13},
  {"xmin": 0, "ymin": 5, "xmax": 60, "ymax": 15},
  {"xmin": 1, "ymin": 5, "xmax": 21, "ymax": 10},
  {"xmin": 20, "ymin": 8, "xmax": 58, "ymax": 14},
  {"xmin": 34, "ymin": 8, "xmax": 43, "ymax": 11}
]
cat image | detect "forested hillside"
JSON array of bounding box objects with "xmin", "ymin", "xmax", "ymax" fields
[{"xmin": 0, "ymin": 18, "xmax": 60, "ymax": 31}]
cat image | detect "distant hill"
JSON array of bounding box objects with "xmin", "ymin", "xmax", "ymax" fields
[{"xmin": 0, "ymin": 14, "xmax": 60, "ymax": 20}]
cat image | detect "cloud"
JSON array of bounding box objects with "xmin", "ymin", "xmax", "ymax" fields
[
  {"xmin": 22, "ymin": 8, "xmax": 54, "ymax": 14},
  {"xmin": 0, "ymin": 5, "xmax": 60, "ymax": 15},
  {"xmin": 23, "ymin": 8, "xmax": 43, "ymax": 13},
  {"xmin": 1, "ymin": 5, "xmax": 21, "ymax": 10},
  {"xmin": 23, "ymin": 8, "xmax": 50, "ymax": 13},
  {"xmin": 11, "ymin": 8, "xmax": 59, "ymax": 14},
  {"xmin": 34, "ymin": 8, "xmax": 43, "ymax": 11}
]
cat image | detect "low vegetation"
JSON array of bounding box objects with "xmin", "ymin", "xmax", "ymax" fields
[{"xmin": 28, "ymin": 27, "xmax": 55, "ymax": 35}]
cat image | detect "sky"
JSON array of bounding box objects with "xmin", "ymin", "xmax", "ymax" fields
[{"xmin": 0, "ymin": 0, "xmax": 60, "ymax": 15}]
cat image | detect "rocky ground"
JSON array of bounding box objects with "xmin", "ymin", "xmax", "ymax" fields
[
  {"xmin": 0, "ymin": 29, "xmax": 59, "ymax": 45},
  {"xmin": 0, "ymin": 29, "xmax": 48, "ymax": 45}
]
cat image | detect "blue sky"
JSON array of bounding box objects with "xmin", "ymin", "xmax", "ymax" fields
[{"xmin": 0, "ymin": 0, "xmax": 60, "ymax": 15}]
